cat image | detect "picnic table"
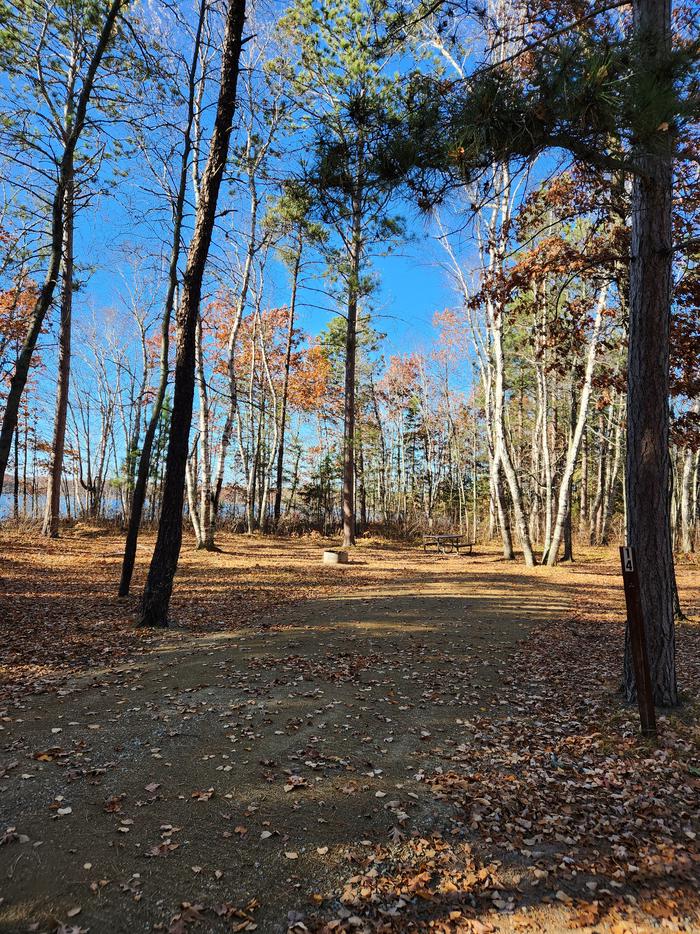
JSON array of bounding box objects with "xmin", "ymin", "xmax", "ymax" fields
[{"xmin": 422, "ymin": 533, "xmax": 475, "ymax": 554}]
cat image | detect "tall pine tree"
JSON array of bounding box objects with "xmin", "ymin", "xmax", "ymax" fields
[{"xmin": 277, "ymin": 0, "xmax": 406, "ymax": 547}]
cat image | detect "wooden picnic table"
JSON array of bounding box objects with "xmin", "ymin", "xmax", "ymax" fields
[{"xmin": 422, "ymin": 533, "xmax": 475, "ymax": 554}]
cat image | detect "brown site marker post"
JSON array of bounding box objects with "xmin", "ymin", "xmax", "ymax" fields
[{"xmin": 619, "ymin": 545, "xmax": 657, "ymax": 738}]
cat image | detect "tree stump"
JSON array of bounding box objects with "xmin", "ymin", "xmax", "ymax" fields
[{"xmin": 323, "ymin": 550, "xmax": 348, "ymax": 565}]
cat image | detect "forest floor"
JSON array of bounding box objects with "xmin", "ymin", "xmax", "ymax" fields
[{"xmin": 0, "ymin": 529, "xmax": 698, "ymax": 934}]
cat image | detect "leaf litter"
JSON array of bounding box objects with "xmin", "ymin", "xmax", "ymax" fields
[{"xmin": 0, "ymin": 533, "xmax": 697, "ymax": 932}]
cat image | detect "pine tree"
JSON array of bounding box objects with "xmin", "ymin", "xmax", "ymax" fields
[
  {"xmin": 398, "ymin": 0, "xmax": 698, "ymax": 704},
  {"xmin": 277, "ymin": 0, "xmax": 406, "ymax": 547}
]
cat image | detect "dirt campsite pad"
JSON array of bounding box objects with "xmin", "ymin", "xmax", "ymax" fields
[{"xmin": 0, "ymin": 531, "xmax": 699, "ymax": 933}]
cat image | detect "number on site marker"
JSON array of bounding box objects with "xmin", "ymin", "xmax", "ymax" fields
[{"xmin": 622, "ymin": 546, "xmax": 634, "ymax": 573}]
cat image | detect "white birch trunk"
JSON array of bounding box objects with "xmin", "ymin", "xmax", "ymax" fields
[{"xmin": 546, "ymin": 285, "xmax": 608, "ymax": 565}]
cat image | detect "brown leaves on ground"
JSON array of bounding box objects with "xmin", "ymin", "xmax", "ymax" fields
[
  {"xmin": 159, "ymin": 897, "xmax": 260, "ymax": 933},
  {"xmin": 0, "ymin": 531, "xmax": 698, "ymax": 933},
  {"xmin": 0, "ymin": 526, "xmax": 374, "ymax": 705},
  {"xmin": 302, "ymin": 557, "xmax": 700, "ymax": 933}
]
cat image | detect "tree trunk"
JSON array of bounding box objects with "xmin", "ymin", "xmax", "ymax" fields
[
  {"xmin": 599, "ymin": 397, "xmax": 623, "ymax": 545},
  {"xmin": 342, "ymin": 196, "xmax": 362, "ymax": 549},
  {"xmin": 195, "ymin": 314, "xmax": 215, "ymax": 549},
  {"xmin": 287, "ymin": 442, "xmax": 301, "ymax": 517},
  {"xmin": 623, "ymin": 0, "xmax": 677, "ymax": 705},
  {"xmin": 472, "ymin": 422, "xmax": 478, "ymax": 542},
  {"xmin": 529, "ymin": 376, "xmax": 543, "ymax": 542},
  {"xmin": 579, "ymin": 426, "xmax": 588, "ymax": 535},
  {"xmin": 491, "ymin": 452, "xmax": 514, "ymax": 559},
  {"xmin": 273, "ymin": 246, "xmax": 301, "ymax": 525},
  {"xmin": 589, "ymin": 411, "xmax": 607, "ymax": 544},
  {"xmin": 370, "ymin": 377, "xmax": 388, "ymax": 522},
  {"xmin": 546, "ymin": 285, "xmax": 607, "ymax": 565},
  {"xmin": 185, "ymin": 444, "xmax": 203, "ymax": 544},
  {"xmin": 22, "ymin": 418, "xmax": 28, "ymax": 516},
  {"xmin": 357, "ymin": 431, "xmax": 368, "ymax": 533},
  {"xmin": 491, "ymin": 309, "xmax": 535, "ymax": 565},
  {"xmin": 482, "ymin": 372, "xmax": 513, "ymax": 557},
  {"xmin": 42, "ymin": 173, "xmax": 74, "ymax": 538},
  {"xmin": 691, "ymin": 451, "xmax": 699, "ymax": 539},
  {"xmin": 562, "ymin": 495, "xmax": 573, "ymax": 561},
  {"xmin": 212, "ymin": 181, "xmax": 258, "ymax": 517},
  {"xmin": 256, "ymin": 309, "xmax": 280, "ymax": 532},
  {"xmin": 539, "ymin": 369, "xmax": 553, "ymax": 557},
  {"xmin": 679, "ymin": 399, "xmax": 700, "ymax": 552},
  {"xmin": 13, "ymin": 428, "xmax": 19, "ymax": 519},
  {"xmin": 562, "ymin": 385, "xmax": 577, "ymax": 563},
  {"xmin": 0, "ymin": 0, "xmax": 125, "ymax": 488},
  {"xmin": 246, "ymin": 439, "xmax": 258, "ymax": 533},
  {"xmin": 138, "ymin": 0, "xmax": 247, "ymax": 627},
  {"xmin": 118, "ymin": 0, "xmax": 206, "ymax": 596}
]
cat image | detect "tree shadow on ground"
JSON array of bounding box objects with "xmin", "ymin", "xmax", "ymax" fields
[{"xmin": 0, "ymin": 531, "xmax": 698, "ymax": 931}]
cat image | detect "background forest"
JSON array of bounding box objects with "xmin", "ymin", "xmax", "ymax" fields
[{"xmin": 0, "ymin": 0, "xmax": 698, "ymax": 624}]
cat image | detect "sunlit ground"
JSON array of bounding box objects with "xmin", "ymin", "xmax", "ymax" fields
[{"xmin": 0, "ymin": 527, "xmax": 698, "ymax": 932}]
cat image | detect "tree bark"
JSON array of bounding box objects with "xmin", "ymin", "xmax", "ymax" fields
[
  {"xmin": 42, "ymin": 173, "xmax": 74, "ymax": 538},
  {"xmin": 0, "ymin": 0, "xmax": 125, "ymax": 488},
  {"xmin": 546, "ymin": 285, "xmax": 607, "ymax": 565},
  {"xmin": 623, "ymin": 0, "xmax": 677, "ymax": 705},
  {"xmin": 369, "ymin": 376, "xmax": 389, "ymax": 522},
  {"xmin": 491, "ymin": 307, "xmax": 535, "ymax": 565},
  {"xmin": 185, "ymin": 439, "xmax": 203, "ymax": 544},
  {"xmin": 137, "ymin": 0, "xmax": 247, "ymax": 627},
  {"xmin": 491, "ymin": 451, "xmax": 514, "ymax": 559},
  {"xmin": 287, "ymin": 442, "xmax": 301, "ymax": 518},
  {"xmin": 255, "ymin": 308, "xmax": 280, "ymax": 532},
  {"xmin": 13, "ymin": 428, "xmax": 19, "ymax": 519},
  {"xmin": 273, "ymin": 246, "xmax": 301, "ymax": 525},
  {"xmin": 211, "ymin": 170, "xmax": 258, "ymax": 517},
  {"xmin": 194, "ymin": 313, "xmax": 215, "ymax": 549},
  {"xmin": 679, "ymin": 399, "xmax": 700, "ymax": 552},
  {"xmin": 589, "ymin": 410, "xmax": 608, "ymax": 544},
  {"xmin": 539, "ymin": 369, "xmax": 553, "ymax": 557},
  {"xmin": 579, "ymin": 426, "xmax": 588, "ymax": 535},
  {"xmin": 599, "ymin": 396, "xmax": 623, "ymax": 545},
  {"xmin": 342, "ymin": 293, "xmax": 357, "ymax": 548},
  {"xmin": 357, "ymin": 430, "xmax": 368, "ymax": 533},
  {"xmin": 118, "ymin": 0, "xmax": 206, "ymax": 596},
  {"xmin": 342, "ymin": 193, "xmax": 362, "ymax": 549}
]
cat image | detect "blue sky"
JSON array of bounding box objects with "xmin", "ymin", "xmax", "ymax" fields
[
  {"xmin": 75, "ymin": 184, "xmax": 460, "ymax": 367},
  {"xmin": 55, "ymin": 0, "xmax": 469, "ymax": 389},
  {"xmin": 1, "ymin": 0, "xmax": 509, "ymax": 453}
]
